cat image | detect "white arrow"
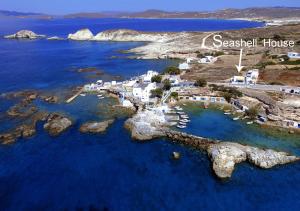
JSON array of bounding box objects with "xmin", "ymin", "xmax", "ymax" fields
[{"xmin": 235, "ymin": 49, "xmax": 244, "ymax": 73}]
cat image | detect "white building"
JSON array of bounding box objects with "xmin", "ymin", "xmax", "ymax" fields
[
  {"xmin": 142, "ymin": 70, "xmax": 159, "ymax": 83},
  {"xmin": 245, "ymin": 69, "xmax": 259, "ymax": 84},
  {"xmin": 132, "ymin": 82, "xmax": 157, "ymax": 102},
  {"xmin": 231, "ymin": 76, "xmax": 245, "ymax": 84},
  {"xmin": 199, "ymin": 56, "xmax": 216, "ymax": 64},
  {"xmin": 288, "ymin": 52, "xmax": 300, "ymax": 59},
  {"xmin": 169, "ymin": 75, "xmax": 180, "ymax": 86},
  {"xmin": 178, "ymin": 62, "xmax": 190, "ymax": 70}
]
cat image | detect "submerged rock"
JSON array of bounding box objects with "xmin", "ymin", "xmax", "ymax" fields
[
  {"xmin": 68, "ymin": 29, "xmax": 94, "ymax": 40},
  {"xmin": 5, "ymin": 30, "xmax": 45, "ymax": 39},
  {"xmin": 47, "ymin": 36, "xmax": 64, "ymax": 40},
  {"xmin": 79, "ymin": 119, "xmax": 114, "ymax": 133},
  {"xmin": 0, "ymin": 133, "xmax": 17, "ymax": 145},
  {"xmin": 44, "ymin": 113, "xmax": 73, "ymax": 136}
]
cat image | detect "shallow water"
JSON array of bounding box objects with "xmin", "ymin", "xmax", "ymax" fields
[{"xmin": 0, "ymin": 18, "xmax": 299, "ymax": 210}]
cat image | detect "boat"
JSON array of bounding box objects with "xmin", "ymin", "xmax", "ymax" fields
[
  {"xmin": 98, "ymin": 97, "xmax": 105, "ymax": 99},
  {"xmin": 97, "ymin": 94, "xmax": 103, "ymax": 97},
  {"xmin": 177, "ymin": 112, "xmax": 185, "ymax": 115},
  {"xmin": 179, "ymin": 122, "xmax": 187, "ymax": 125},
  {"xmin": 224, "ymin": 112, "xmax": 231, "ymax": 115},
  {"xmin": 177, "ymin": 125, "xmax": 186, "ymax": 129},
  {"xmin": 247, "ymin": 121, "xmax": 254, "ymax": 125},
  {"xmin": 180, "ymin": 115, "xmax": 189, "ymax": 119},
  {"xmin": 180, "ymin": 119, "xmax": 190, "ymax": 123},
  {"xmin": 80, "ymin": 93, "xmax": 86, "ymax": 97},
  {"xmin": 233, "ymin": 117, "xmax": 240, "ymax": 121},
  {"xmin": 175, "ymin": 106, "xmax": 183, "ymax": 111}
]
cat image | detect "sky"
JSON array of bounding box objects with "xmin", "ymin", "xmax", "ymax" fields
[{"xmin": 1, "ymin": 0, "xmax": 300, "ymax": 14}]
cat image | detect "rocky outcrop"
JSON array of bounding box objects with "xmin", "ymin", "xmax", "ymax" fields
[
  {"xmin": 5, "ymin": 30, "xmax": 45, "ymax": 39},
  {"xmin": 43, "ymin": 113, "xmax": 73, "ymax": 136},
  {"xmin": 207, "ymin": 142, "xmax": 299, "ymax": 179},
  {"xmin": 0, "ymin": 111, "xmax": 49, "ymax": 144},
  {"xmin": 68, "ymin": 29, "xmax": 94, "ymax": 40},
  {"xmin": 124, "ymin": 109, "xmax": 170, "ymax": 140},
  {"xmin": 47, "ymin": 36, "xmax": 64, "ymax": 40},
  {"xmin": 93, "ymin": 29, "xmax": 168, "ymax": 42},
  {"xmin": 79, "ymin": 119, "xmax": 114, "ymax": 133},
  {"xmin": 155, "ymin": 128, "xmax": 299, "ymax": 179}
]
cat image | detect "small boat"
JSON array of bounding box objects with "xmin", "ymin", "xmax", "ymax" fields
[
  {"xmin": 175, "ymin": 106, "xmax": 183, "ymax": 111},
  {"xmin": 180, "ymin": 115, "xmax": 189, "ymax": 119},
  {"xmin": 233, "ymin": 117, "xmax": 240, "ymax": 121},
  {"xmin": 98, "ymin": 97, "xmax": 105, "ymax": 100},
  {"xmin": 177, "ymin": 125, "xmax": 186, "ymax": 129},
  {"xmin": 224, "ymin": 112, "xmax": 231, "ymax": 115},
  {"xmin": 247, "ymin": 121, "xmax": 253, "ymax": 125},
  {"xmin": 80, "ymin": 93, "xmax": 86, "ymax": 97},
  {"xmin": 177, "ymin": 112, "xmax": 185, "ymax": 115},
  {"xmin": 97, "ymin": 94, "xmax": 103, "ymax": 97},
  {"xmin": 180, "ymin": 119, "xmax": 190, "ymax": 123},
  {"xmin": 183, "ymin": 103, "xmax": 187, "ymax": 106}
]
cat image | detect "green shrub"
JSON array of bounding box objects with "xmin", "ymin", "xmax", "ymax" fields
[
  {"xmin": 151, "ymin": 88, "xmax": 163, "ymax": 98},
  {"xmin": 281, "ymin": 60, "xmax": 300, "ymax": 65},
  {"xmin": 170, "ymin": 92, "xmax": 178, "ymax": 99},
  {"xmin": 163, "ymin": 79, "xmax": 171, "ymax": 90},
  {"xmin": 163, "ymin": 66, "xmax": 181, "ymax": 75},
  {"xmin": 151, "ymin": 75, "xmax": 162, "ymax": 83}
]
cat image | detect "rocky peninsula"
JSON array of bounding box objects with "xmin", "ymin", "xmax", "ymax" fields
[{"xmin": 125, "ymin": 109, "xmax": 299, "ymax": 179}]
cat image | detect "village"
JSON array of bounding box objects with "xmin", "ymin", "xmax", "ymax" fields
[{"xmin": 82, "ymin": 51, "xmax": 300, "ymax": 131}]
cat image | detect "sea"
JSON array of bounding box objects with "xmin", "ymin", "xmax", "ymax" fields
[{"xmin": 0, "ymin": 18, "xmax": 300, "ymax": 211}]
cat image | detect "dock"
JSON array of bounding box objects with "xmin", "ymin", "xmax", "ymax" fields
[{"xmin": 66, "ymin": 88, "xmax": 84, "ymax": 103}]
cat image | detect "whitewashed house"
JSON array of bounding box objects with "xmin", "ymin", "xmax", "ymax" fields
[
  {"xmin": 132, "ymin": 82, "xmax": 157, "ymax": 102},
  {"xmin": 169, "ymin": 75, "xmax": 180, "ymax": 86},
  {"xmin": 246, "ymin": 69, "xmax": 259, "ymax": 84},
  {"xmin": 199, "ymin": 56, "xmax": 216, "ymax": 64},
  {"xmin": 231, "ymin": 76, "xmax": 246, "ymax": 84},
  {"xmin": 142, "ymin": 70, "xmax": 159, "ymax": 83},
  {"xmin": 288, "ymin": 52, "xmax": 300, "ymax": 59}
]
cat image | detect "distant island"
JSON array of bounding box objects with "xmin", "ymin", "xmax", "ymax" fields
[{"xmin": 1, "ymin": 7, "xmax": 300, "ymax": 20}]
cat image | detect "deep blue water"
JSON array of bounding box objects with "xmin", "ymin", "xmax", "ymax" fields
[{"xmin": 0, "ymin": 18, "xmax": 299, "ymax": 211}]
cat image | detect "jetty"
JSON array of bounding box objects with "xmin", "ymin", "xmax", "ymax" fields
[
  {"xmin": 164, "ymin": 129, "xmax": 217, "ymax": 150},
  {"xmin": 66, "ymin": 88, "xmax": 84, "ymax": 103}
]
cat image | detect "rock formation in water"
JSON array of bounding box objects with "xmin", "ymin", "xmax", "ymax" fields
[
  {"xmin": 79, "ymin": 119, "xmax": 114, "ymax": 133},
  {"xmin": 125, "ymin": 109, "xmax": 300, "ymax": 179},
  {"xmin": 4, "ymin": 30, "xmax": 46, "ymax": 39},
  {"xmin": 47, "ymin": 36, "xmax": 65, "ymax": 40},
  {"xmin": 43, "ymin": 113, "xmax": 73, "ymax": 136},
  {"xmin": 207, "ymin": 142, "xmax": 299, "ymax": 179},
  {"xmin": 68, "ymin": 29, "xmax": 94, "ymax": 40}
]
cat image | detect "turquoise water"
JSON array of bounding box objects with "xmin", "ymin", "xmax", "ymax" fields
[{"xmin": 0, "ymin": 18, "xmax": 299, "ymax": 210}]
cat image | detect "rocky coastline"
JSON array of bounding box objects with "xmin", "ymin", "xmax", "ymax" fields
[{"xmin": 125, "ymin": 109, "xmax": 299, "ymax": 179}]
